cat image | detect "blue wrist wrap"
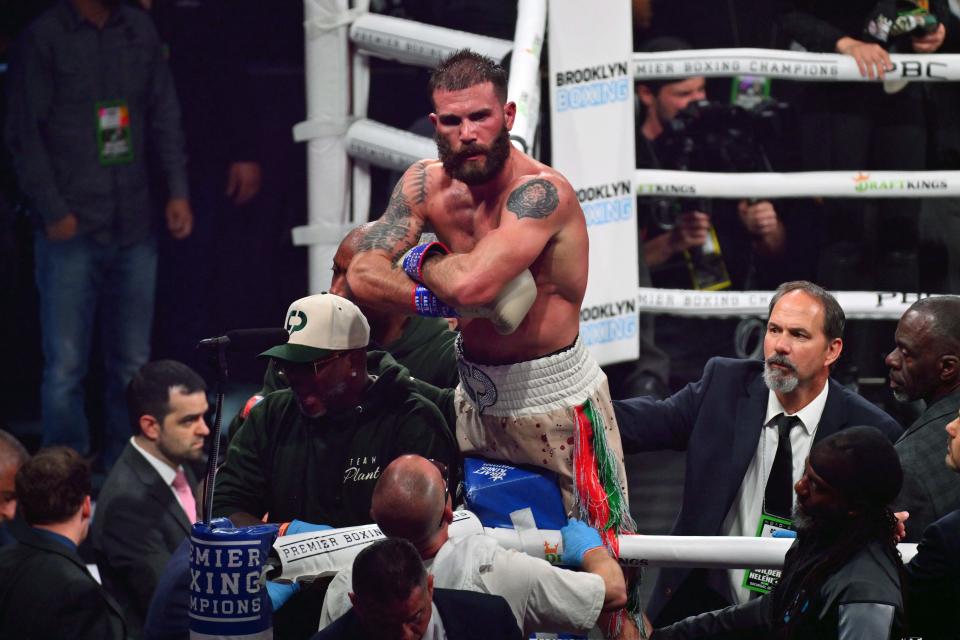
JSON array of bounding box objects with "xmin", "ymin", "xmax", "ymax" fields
[
  {"xmin": 413, "ymin": 285, "xmax": 458, "ymax": 318},
  {"xmin": 402, "ymin": 241, "xmax": 449, "ymax": 283}
]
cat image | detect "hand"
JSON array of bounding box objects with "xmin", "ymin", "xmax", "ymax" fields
[
  {"xmin": 836, "ymin": 37, "xmax": 892, "ymax": 79},
  {"xmin": 737, "ymin": 200, "xmax": 778, "ymax": 237},
  {"xmin": 279, "ymin": 519, "xmax": 334, "ymax": 536},
  {"xmin": 560, "ymin": 517, "xmax": 604, "ymax": 566},
  {"xmin": 912, "ymin": 23, "xmax": 945, "ymax": 53},
  {"xmin": 266, "ymin": 580, "xmax": 300, "ymax": 612},
  {"xmin": 668, "ymin": 211, "xmax": 710, "ymax": 254},
  {"xmin": 458, "ymin": 269, "xmax": 537, "ymax": 335},
  {"xmin": 894, "ymin": 510, "xmax": 909, "ymax": 542},
  {"xmin": 225, "ymin": 161, "xmax": 262, "ymax": 206},
  {"xmin": 45, "ymin": 213, "xmax": 78, "ymax": 242},
  {"xmin": 165, "ymin": 198, "xmax": 193, "ymax": 239}
]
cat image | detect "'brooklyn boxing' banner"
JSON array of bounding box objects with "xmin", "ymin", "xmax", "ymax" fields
[{"xmin": 548, "ymin": 0, "xmax": 638, "ymax": 366}]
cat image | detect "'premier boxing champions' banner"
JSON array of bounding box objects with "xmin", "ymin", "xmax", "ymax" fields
[{"xmin": 548, "ymin": 0, "xmax": 638, "ymax": 365}]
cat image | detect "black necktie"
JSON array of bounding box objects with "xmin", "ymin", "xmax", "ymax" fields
[{"xmin": 765, "ymin": 414, "xmax": 800, "ymax": 519}]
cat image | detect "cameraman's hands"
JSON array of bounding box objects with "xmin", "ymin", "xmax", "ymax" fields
[
  {"xmin": 738, "ymin": 200, "xmax": 785, "ymax": 255},
  {"xmin": 668, "ymin": 211, "xmax": 710, "ymax": 253},
  {"xmin": 913, "ymin": 23, "xmax": 945, "ymax": 53},
  {"xmin": 644, "ymin": 211, "xmax": 710, "ymax": 268},
  {"xmin": 836, "ymin": 37, "xmax": 892, "ymax": 79}
]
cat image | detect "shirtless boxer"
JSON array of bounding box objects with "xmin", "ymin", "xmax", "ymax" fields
[{"xmin": 347, "ymin": 50, "xmax": 634, "ymax": 544}]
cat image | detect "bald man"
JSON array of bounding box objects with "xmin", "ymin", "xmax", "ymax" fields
[
  {"xmin": 0, "ymin": 431, "xmax": 29, "ymax": 543},
  {"xmin": 229, "ymin": 224, "xmax": 459, "ymax": 438},
  {"xmin": 318, "ymin": 454, "xmax": 634, "ymax": 638},
  {"xmin": 330, "ymin": 224, "xmax": 458, "ymax": 389}
]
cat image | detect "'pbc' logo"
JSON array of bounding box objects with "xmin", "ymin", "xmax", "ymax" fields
[{"xmin": 286, "ymin": 310, "xmax": 307, "ymax": 333}]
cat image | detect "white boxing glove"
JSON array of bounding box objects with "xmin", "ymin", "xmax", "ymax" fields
[{"xmin": 459, "ymin": 269, "xmax": 537, "ymax": 335}]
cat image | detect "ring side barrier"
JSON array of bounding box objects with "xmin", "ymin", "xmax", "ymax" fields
[
  {"xmin": 632, "ymin": 288, "xmax": 951, "ymax": 320},
  {"xmin": 633, "ymin": 48, "xmax": 960, "ymax": 82},
  {"xmin": 633, "ymin": 169, "xmax": 960, "ymax": 199},
  {"xmin": 271, "ymin": 511, "xmax": 919, "ymax": 581},
  {"xmin": 296, "ymin": 0, "xmax": 545, "ymax": 292}
]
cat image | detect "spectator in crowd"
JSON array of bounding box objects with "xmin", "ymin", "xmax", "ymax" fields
[
  {"xmin": 91, "ymin": 359, "xmax": 209, "ymax": 638},
  {"xmin": 779, "ymin": 0, "xmax": 949, "ymax": 293},
  {"xmin": 0, "ymin": 430, "xmax": 29, "ymax": 546},
  {"xmin": 320, "ymin": 454, "xmax": 635, "ymax": 637},
  {"xmin": 633, "ymin": 37, "xmax": 816, "ymax": 386},
  {"xmin": 635, "ymin": 37, "xmax": 801, "ymax": 291},
  {"xmin": 902, "ymin": 407, "xmax": 960, "ymax": 639},
  {"xmin": 142, "ymin": 0, "xmax": 265, "ymax": 366},
  {"xmin": 655, "ymin": 426, "xmax": 906, "ymax": 638},
  {"xmin": 0, "ymin": 447, "xmax": 127, "ymax": 639},
  {"xmin": 213, "ymin": 292, "xmax": 455, "ymax": 528},
  {"xmin": 5, "ymin": 0, "xmax": 192, "ymax": 469},
  {"xmin": 313, "ymin": 537, "xmax": 522, "ymax": 640},
  {"xmin": 887, "ymin": 296, "xmax": 960, "ymax": 541},
  {"xmin": 613, "ymin": 280, "xmax": 902, "ymax": 627}
]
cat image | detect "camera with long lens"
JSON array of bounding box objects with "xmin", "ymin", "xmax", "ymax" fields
[{"xmin": 646, "ymin": 98, "xmax": 789, "ymax": 230}]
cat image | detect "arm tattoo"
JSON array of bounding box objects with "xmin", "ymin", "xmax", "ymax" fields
[
  {"xmin": 358, "ymin": 175, "xmax": 419, "ymax": 261},
  {"xmin": 410, "ymin": 161, "xmax": 428, "ymax": 204},
  {"xmin": 506, "ymin": 179, "xmax": 560, "ymax": 220}
]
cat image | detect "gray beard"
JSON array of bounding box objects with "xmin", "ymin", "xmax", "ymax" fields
[
  {"xmin": 891, "ymin": 387, "xmax": 911, "ymax": 403},
  {"xmin": 763, "ymin": 363, "xmax": 799, "ymax": 394}
]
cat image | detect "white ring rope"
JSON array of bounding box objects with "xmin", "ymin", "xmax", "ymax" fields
[
  {"xmin": 633, "ymin": 48, "xmax": 960, "ymax": 83},
  {"xmin": 634, "ymin": 169, "xmax": 960, "ymax": 199},
  {"xmin": 634, "ymin": 288, "xmax": 952, "ymax": 320},
  {"xmin": 272, "ymin": 511, "xmax": 919, "ymax": 581},
  {"xmin": 348, "ymin": 13, "xmax": 513, "ymax": 68}
]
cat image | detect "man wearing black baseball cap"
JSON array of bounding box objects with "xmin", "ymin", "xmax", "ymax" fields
[{"xmin": 213, "ymin": 292, "xmax": 456, "ymax": 530}]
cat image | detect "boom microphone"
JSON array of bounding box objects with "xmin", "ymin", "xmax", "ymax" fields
[{"xmin": 196, "ymin": 328, "xmax": 288, "ymax": 352}]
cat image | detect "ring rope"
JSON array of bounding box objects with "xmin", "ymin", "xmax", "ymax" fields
[{"xmin": 633, "ymin": 48, "xmax": 960, "ymax": 82}]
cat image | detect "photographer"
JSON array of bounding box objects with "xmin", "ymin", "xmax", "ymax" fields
[{"xmin": 633, "ymin": 37, "xmax": 813, "ymax": 385}]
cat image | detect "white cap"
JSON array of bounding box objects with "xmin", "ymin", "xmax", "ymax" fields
[{"xmin": 260, "ymin": 293, "xmax": 370, "ymax": 362}]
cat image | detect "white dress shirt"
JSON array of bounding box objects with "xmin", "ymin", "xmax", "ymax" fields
[
  {"xmin": 715, "ymin": 381, "xmax": 830, "ymax": 604},
  {"xmin": 130, "ymin": 436, "xmax": 184, "ymax": 504}
]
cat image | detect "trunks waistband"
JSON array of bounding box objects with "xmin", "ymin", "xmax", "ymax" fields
[{"xmin": 455, "ymin": 335, "xmax": 604, "ymax": 416}]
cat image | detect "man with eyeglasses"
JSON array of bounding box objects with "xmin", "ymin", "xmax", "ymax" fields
[
  {"xmin": 319, "ymin": 454, "xmax": 638, "ymax": 638},
  {"xmin": 212, "ymin": 293, "xmax": 456, "ymax": 530}
]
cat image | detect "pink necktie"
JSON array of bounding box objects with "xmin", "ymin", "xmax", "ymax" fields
[{"xmin": 172, "ymin": 468, "xmax": 197, "ymax": 524}]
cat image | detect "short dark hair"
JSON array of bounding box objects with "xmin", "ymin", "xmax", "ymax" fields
[
  {"xmin": 768, "ymin": 281, "xmax": 845, "ymax": 341},
  {"xmin": 429, "ymin": 49, "xmax": 508, "ymax": 105},
  {"xmin": 127, "ymin": 360, "xmax": 206, "ymax": 435},
  {"xmin": 352, "ymin": 538, "xmax": 427, "ymax": 603},
  {"xmin": 16, "ymin": 447, "xmax": 90, "ymax": 526},
  {"xmin": 906, "ymin": 296, "xmax": 960, "ymax": 353},
  {"xmin": 635, "ymin": 36, "xmax": 693, "ymax": 95}
]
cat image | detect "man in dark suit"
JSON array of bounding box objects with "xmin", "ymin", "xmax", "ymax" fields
[
  {"xmin": 886, "ymin": 296, "xmax": 960, "ymax": 541},
  {"xmin": 0, "ymin": 447, "xmax": 126, "ymax": 639},
  {"xmin": 91, "ymin": 360, "xmax": 209, "ymax": 637},
  {"xmin": 902, "ymin": 406, "xmax": 960, "ymax": 639},
  {"xmin": 313, "ymin": 537, "xmax": 522, "ymax": 640},
  {"xmin": 613, "ymin": 280, "xmax": 902, "ymax": 628}
]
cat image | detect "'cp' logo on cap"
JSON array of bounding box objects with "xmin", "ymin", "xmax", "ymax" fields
[{"xmin": 286, "ymin": 310, "xmax": 307, "ymax": 333}]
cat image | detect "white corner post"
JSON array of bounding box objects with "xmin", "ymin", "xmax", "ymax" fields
[{"xmin": 293, "ymin": 0, "xmax": 357, "ymax": 294}]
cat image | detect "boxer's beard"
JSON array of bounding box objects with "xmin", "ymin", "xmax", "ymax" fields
[{"xmin": 436, "ymin": 125, "xmax": 511, "ymax": 185}]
